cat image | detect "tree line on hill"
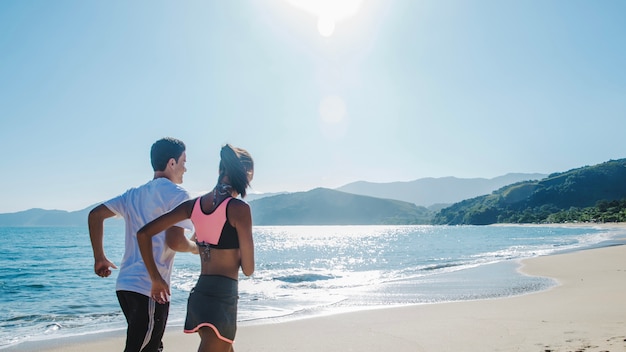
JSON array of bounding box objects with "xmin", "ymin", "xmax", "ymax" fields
[
  {"xmin": 543, "ymin": 199, "xmax": 626, "ymax": 223},
  {"xmin": 433, "ymin": 159, "xmax": 626, "ymax": 225}
]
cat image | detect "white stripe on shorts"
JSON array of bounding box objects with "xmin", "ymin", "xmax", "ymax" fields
[{"xmin": 141, "ymin": 298, "xmax": 156, "ymax": 350}]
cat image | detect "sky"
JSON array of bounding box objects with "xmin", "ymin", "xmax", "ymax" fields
[{"xmin": 1, "ymin": 0, "xmax": 625, "ymax": 214}]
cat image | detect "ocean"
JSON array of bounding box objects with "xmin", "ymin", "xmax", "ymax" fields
[{"xmin": 0, "ymin": 224, "xmax": 623, "ymax": 349}]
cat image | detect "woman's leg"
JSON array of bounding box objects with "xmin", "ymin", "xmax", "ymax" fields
[{"xmin": 197, "ymin": 327, "xmax": 233, "ymax": 352}]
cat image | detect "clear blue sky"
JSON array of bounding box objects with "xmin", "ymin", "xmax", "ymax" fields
[{"xmin": 1, "ymin": 0, "xmax": 625, "ymax": 213}]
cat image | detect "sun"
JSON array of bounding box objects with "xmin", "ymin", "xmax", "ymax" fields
[
  {"xmin": 317, "ymin": 16, "xmax": 336, "ymax": 37},
  {"xmin": 285, "ymin": 0, "xmax": 363, "ymax": 37}
]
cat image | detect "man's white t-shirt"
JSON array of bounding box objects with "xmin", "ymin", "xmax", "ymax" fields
[{"xmin": 104, "ymin": 177, "xmax": 193, "ymax": 297}]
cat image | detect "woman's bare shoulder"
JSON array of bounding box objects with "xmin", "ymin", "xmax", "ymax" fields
[{"xmin": 229, "ymin": 198, "xmax": 250, "ymax": 209}]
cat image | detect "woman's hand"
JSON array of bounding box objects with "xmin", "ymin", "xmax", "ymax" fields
[{"xmin": 151, "ymin": 277, "xmax": 171, "ymax": 304}]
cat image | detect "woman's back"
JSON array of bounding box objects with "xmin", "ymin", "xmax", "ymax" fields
[{"xmin": 192, "ymin": 193, "xmax": 253, "ymax": 280}]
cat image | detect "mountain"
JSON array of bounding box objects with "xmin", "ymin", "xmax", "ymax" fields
[
  {"xmin": 249, "ymin": 188, "xmax": 433, "ymax": 225},
  {"xmin": 0, "ymin": 206, "xmax": 123, "ymax": 227},
  {"xmin": 7, "ymin": 168, "xmax": 615, "ymax": 226},
  {"xmin": 244, "ymin": 191, "xmax": 287, "ymax": 202},
  {"xmin": 0, "ymin": 207, "xmax": 92, "ymax": 227},
  {"xmin": 336, "ymin": 173, "xmax": 548, "ymax": 207},
  {"xmin": 433, "ymin": 159, "xmax": 626, "ymax": 225},
  {"xmin": 0, "ymin": 189, "xmax": 433, "ymax": 226}
]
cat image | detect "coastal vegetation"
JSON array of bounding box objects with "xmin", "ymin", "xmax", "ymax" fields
[{"xmin": 433, "ymin": 159, "xmax": 626, "ymax": 225}]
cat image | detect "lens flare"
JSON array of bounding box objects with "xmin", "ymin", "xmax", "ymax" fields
[
  {"xmin": 285, "ymin": 0, "xmax": 363, "ymax": 37},
  {"xmin": 319, "ymin": 95, "xmax": 347, "ymax": 124}
]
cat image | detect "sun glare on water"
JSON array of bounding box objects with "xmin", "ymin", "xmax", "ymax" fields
[{"xmin": 285, "ymin": 0, "xmax": 363, "ymax": 37}]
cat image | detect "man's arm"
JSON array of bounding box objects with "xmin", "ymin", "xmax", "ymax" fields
[
  {"xmin": 165, "ymin": 226, "xmax": 198, "ymax": 254},
  {"xmin": 88, "ymin": 204, "xmax": 118, "ymax": 277}
]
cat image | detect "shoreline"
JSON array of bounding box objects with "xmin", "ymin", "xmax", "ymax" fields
[
  {"xmin": 5, "ymin": 226, "xmax": 625, "ymax": 351},
  {"xmin": 491, "ymin": 221, "xmax": 626, "ymax": 232},
  {"xmin": 237, "ymin": 243, "xmax": 626, "ymax": 351}
]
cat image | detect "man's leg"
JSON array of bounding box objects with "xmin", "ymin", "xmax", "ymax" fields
[{"xmin": 117, "ymin": 291, "xmax": 170, "ymax": 352}]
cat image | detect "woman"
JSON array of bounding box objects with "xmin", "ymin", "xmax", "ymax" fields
[{"xmin": 137, "ymin": 144, "xmax": 254, "ymax": 352}]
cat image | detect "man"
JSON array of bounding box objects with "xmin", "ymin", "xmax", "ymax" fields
[{"xmin": 88, "ymin": 137, "xmax": 197, "ymax": 352}]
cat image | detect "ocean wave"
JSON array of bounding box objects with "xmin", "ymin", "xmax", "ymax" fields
[
  {"xmin": 274, "ymin": 273, "xmax": 337, "ymax": 283},
  {"xmin": 420, "ymin": 262, "xmax": 464, "ymax": 271}
]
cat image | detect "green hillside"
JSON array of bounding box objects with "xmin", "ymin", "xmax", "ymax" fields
[
  {"xmin": 250, "ymin": 188, "xmax": 433, "ymax": 225},
  {"xmin": 433, "ymin": 159, "xmax": 626, "ymax": 225}
]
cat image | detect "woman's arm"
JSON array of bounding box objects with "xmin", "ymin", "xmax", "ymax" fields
[
  {"xmin": 137, "ymin": 199, "xmax": 195, "ymax": 302},
  {"xmin": 231, "ymin": 199, "xmax": 254, "ymax": 276}
]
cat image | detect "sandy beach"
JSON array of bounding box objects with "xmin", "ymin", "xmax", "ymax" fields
[{"xmin": 9, "ymin": 229, "xmax": 626, "ymax": 352}]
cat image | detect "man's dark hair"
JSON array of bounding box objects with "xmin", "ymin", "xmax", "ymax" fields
[{"xmin": 150, "ymin": 137, "xmax": 186, "ymax": 172}]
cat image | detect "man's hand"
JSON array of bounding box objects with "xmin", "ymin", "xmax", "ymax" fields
[
  {"xmin": 151, "ymin": 277, "xmax": 171, "ymax": 304},
  {"xmin": 166, "ymin": 227, "xmax": 198, "ymax": 253},
  {"xmin": 189, "ymin": 233, "xmax": 199, "ymax": 254},
  {"xmin": 94, "ymin": 258, "xmax": 118, "ymax": 277}
]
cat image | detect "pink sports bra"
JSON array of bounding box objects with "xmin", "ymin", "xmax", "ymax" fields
[{"xmin": 190, "ymin": 197, "xmax": 240, "ymax": 249}]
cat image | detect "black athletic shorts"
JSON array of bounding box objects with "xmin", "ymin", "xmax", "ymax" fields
[{"xmin": 116, "ymin": 290, "xmax": 170, "ymax": 352}]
